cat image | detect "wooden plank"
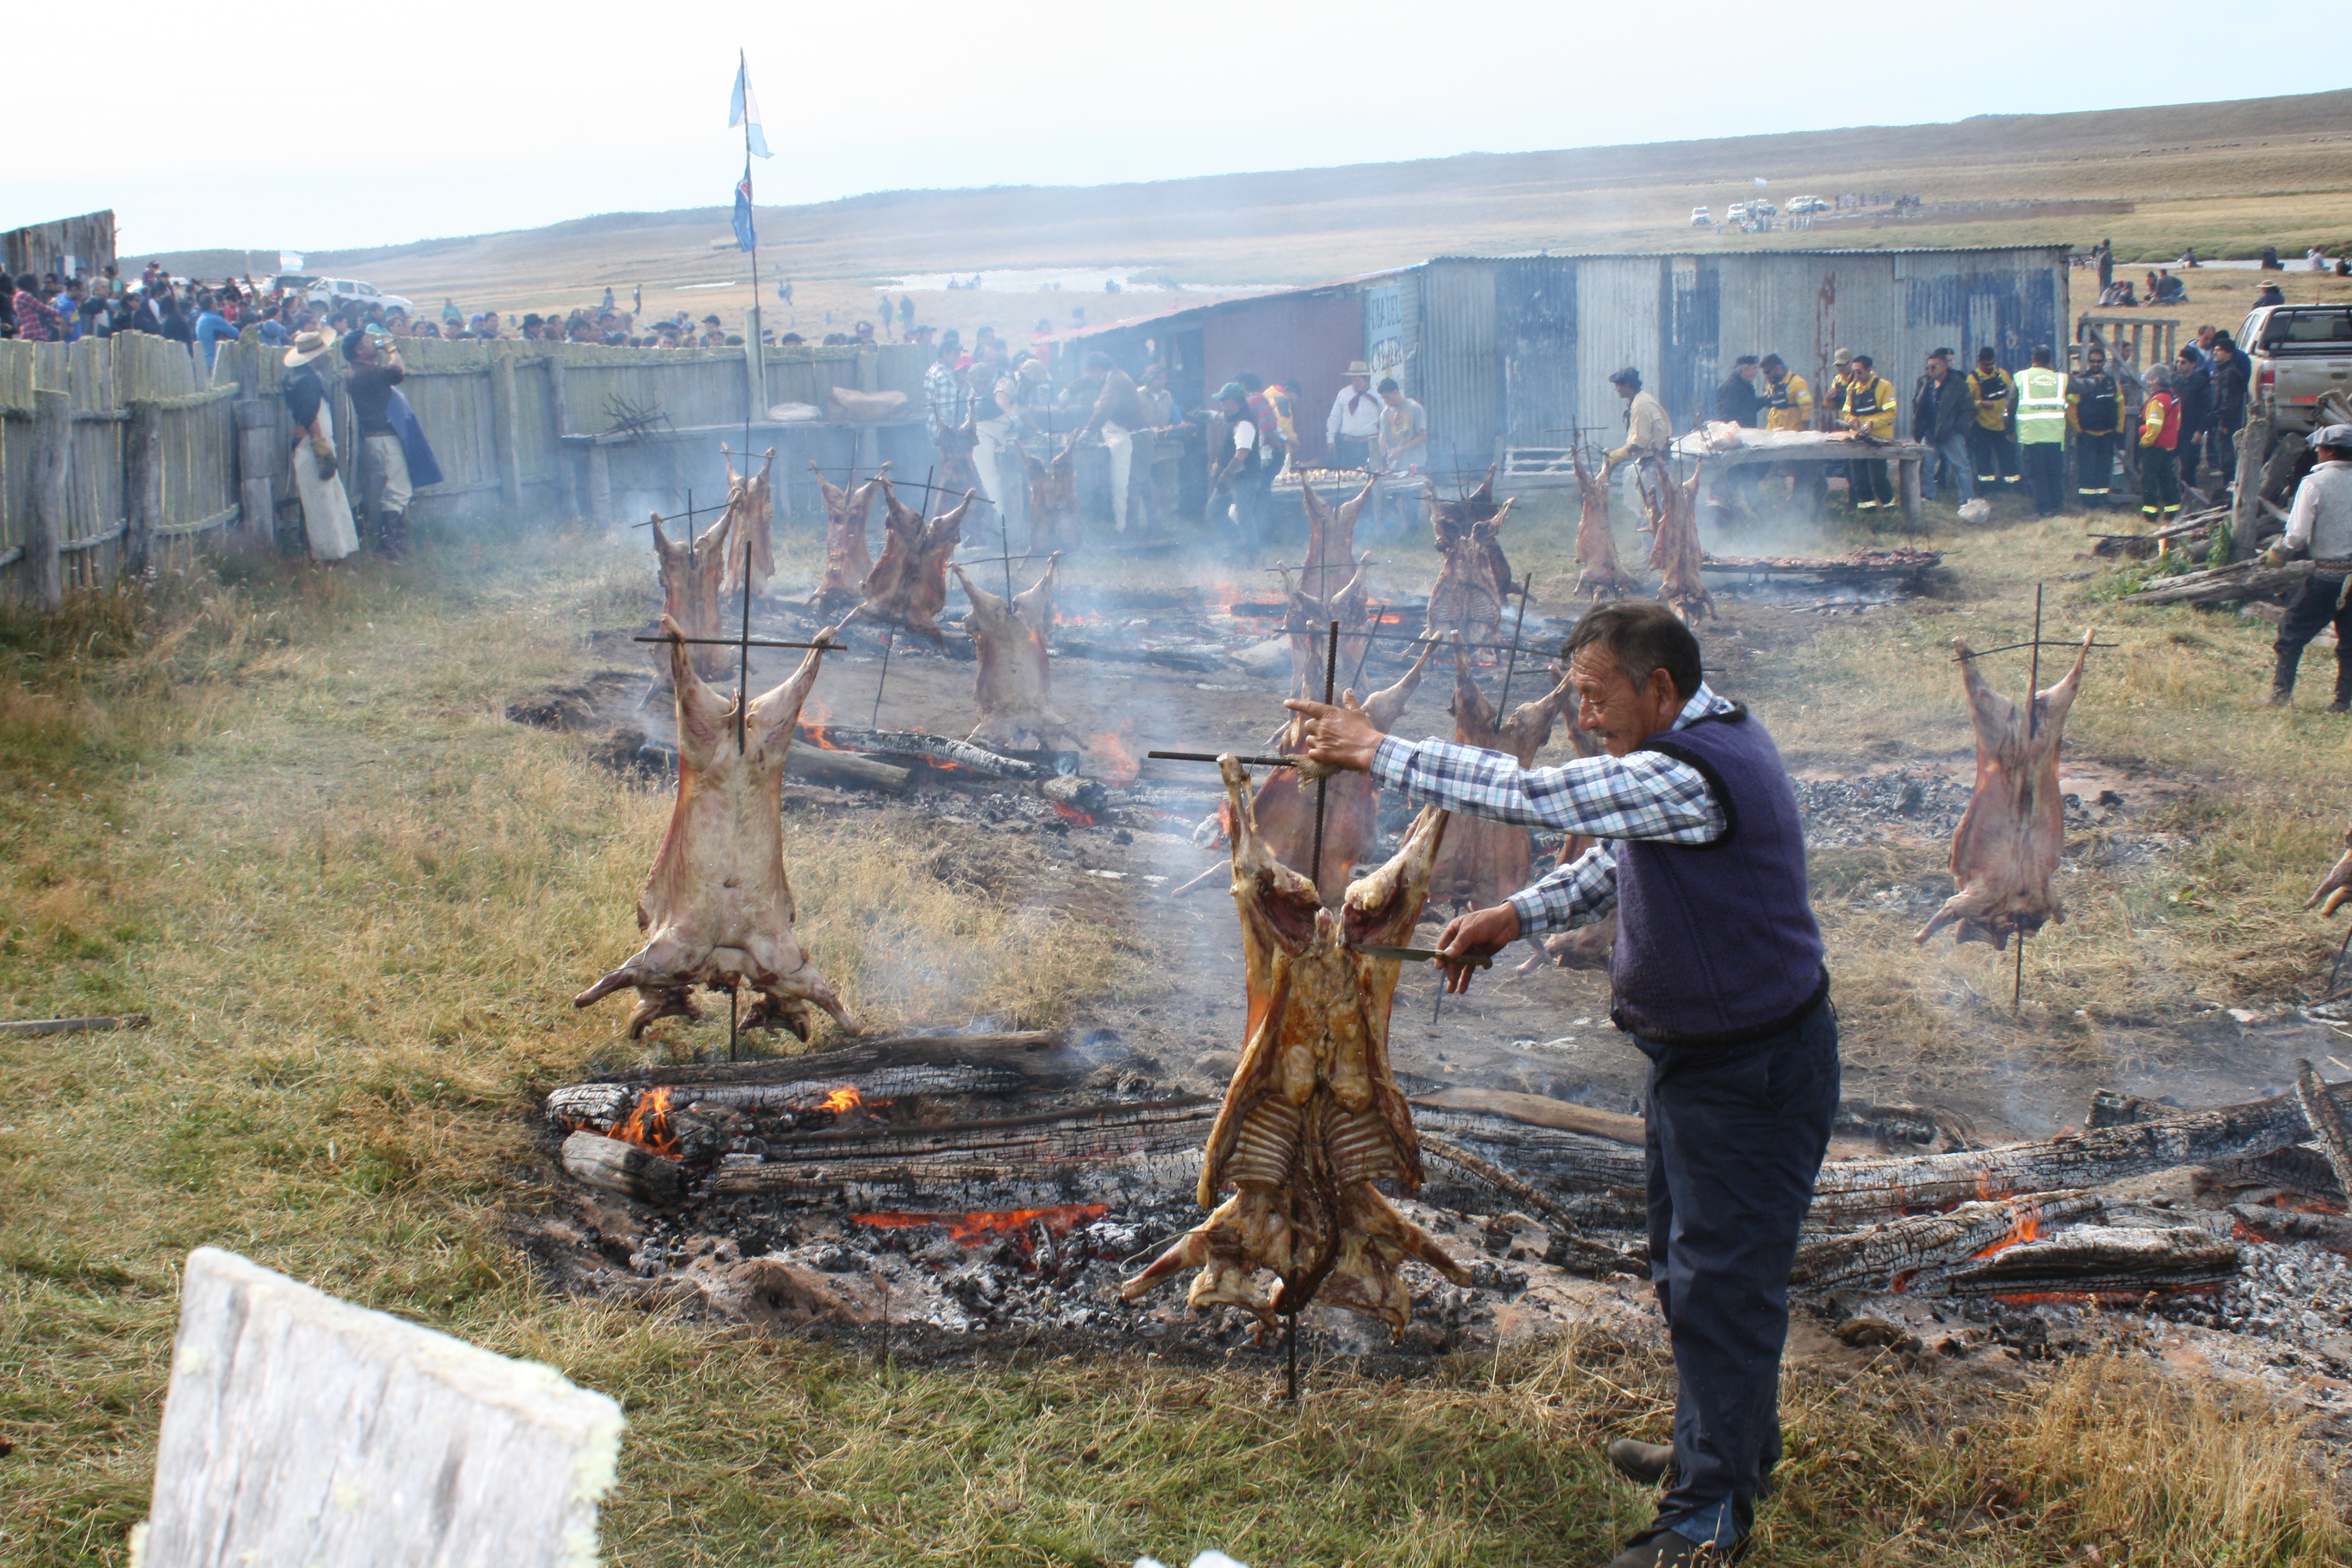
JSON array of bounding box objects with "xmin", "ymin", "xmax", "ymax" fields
[
  {"xmin": 135, "ymin": 1247, "xmax": 626, "ymax": 1568},
  {"xmin": 126, "ymin": 400, "xmax": 161, "ymax": 575},
  {"xmin": 1408, "ymin": 1086, "xmax": 1645, "ymax": 1146},
  {"xmin": 492, "ymin": 347, "xmax": 524, "ymax": 511},
  {"xmin": 30, "ymin": 388, "xmax": 67, "ymax": 610},
  {"xmin": 0, "ymin": 1011, "xmax": 149, "ymax": 1036}
]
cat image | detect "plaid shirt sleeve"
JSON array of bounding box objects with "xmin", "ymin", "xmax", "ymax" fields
[{"xmin": 1367, "ymin": 685, "xmax": 1734, "ymax": 938}]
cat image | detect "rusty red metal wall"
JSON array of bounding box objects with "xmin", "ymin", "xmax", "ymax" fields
[{"xmin": 1202, "ymin": 289, "xmax": 1364, "ymax": 466}]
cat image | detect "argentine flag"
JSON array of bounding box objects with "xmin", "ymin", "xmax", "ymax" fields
[
  {"xmin": 729, "ymin": 54, "xmax": 772, "ymax": 158},
  {"xmin": 734, "ymin": 163, "xmax": 757, "ymax": 252}
]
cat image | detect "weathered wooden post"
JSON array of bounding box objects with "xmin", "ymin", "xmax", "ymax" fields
[
  {"xmin": 31, "ymin": 387, "xmax": 70, "ymax": 610},
  {"xmin": 126, "ymin": 400, "xmax": 163, "ymax": 576},
  {"xmin": 2229, "ymin": 397, "xmax": 2274, "ymax": 563},
  {"xmin": 235, "ymin": 396, "xmax": 281, "ymax": 546},
  {"xmin": 134, "ymin": 1247, "xmax": 626, "ymax": 1568},
  {"xmin": 491, "ymin": 344, "xmax": 525, "ymax": 514},
  {"xmin": 586, "ymin": 436, "xmax": 614, "ymax": 524},
  {"xmin": 546, "ymin": 349, "xmax": 580, "ymax": 521},
  {"xmin": 1898, "ymin": 452, "xmax": 1923, "ymax": 521}
]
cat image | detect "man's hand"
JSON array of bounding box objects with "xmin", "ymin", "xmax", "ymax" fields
[
  {"xmin": 1282, "ymin": 690, "xmax": 1382, "ymax": 773},
  {"xmin": 1434, "ymin": 903, "xmax": 1520, "ymax": 993}
]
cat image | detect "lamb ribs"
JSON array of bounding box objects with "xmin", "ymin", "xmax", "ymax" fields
[{"xmin": 1122, "ymin": 756, "xmax": 1471, "ymax": 1333}]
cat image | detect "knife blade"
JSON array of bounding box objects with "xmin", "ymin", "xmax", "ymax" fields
[{"xmin": 1351, "ymin": 944, "xmax": 1493, "ymax": 970}]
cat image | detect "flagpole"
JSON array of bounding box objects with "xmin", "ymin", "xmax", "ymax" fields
[{"xmin": 740, "ymin": 48, "xmax": 765, "ymax": 463}]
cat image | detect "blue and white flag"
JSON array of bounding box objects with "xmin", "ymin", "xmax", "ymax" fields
[
  {"xmin": 728, "ymin": 54, "xmax": 773, "ymax": 158},
  {"xmin": 733, "ymin": 162, "xmax": 757, "ymax": 252}
]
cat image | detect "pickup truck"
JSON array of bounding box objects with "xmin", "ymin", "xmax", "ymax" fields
[
  {"xmin": 304, "ymin": 276, "xmax": 416, "ymax": 318},
  {"xmin": 2241, "ymin": 304, "xmax": 2352, "ymax": 433}
]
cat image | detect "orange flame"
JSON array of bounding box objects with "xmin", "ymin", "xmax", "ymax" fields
[
  {"xmin": 1971, "ymin": 1209, "xmax": 2043, "ymax": 1259},
  {"xmin": 1051, "ymin": 800, "xmax": 1095, "ymax": 828},
  {"xmin": 609, "ymin": 1086, "xmax": 679, "ymax": 1157},
  {"xmin": 854, "ymin": 1203, "xmax": 1109, "ymax": 1249},
  {"xmin": 1089, "ymin": 726, "xmax": 1140, "ymax": 786},
  {"xmin": 817, "ymin": 1085, "xmax": 861, "ymax": 1114}
]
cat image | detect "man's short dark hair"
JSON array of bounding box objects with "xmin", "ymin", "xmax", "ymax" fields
[
  {"xmin": 2031, "ymin": 345, "xmax": 2053, "ymax": 366},
  {"xmin": 1850, "ymin": 353, "xmax": 1874, "ymax": 369},
  {"xmin": 1930, "ymin": 346, "xmax": 1954, "ymax": 361},
  {"xmin": 1760, "ymin": 353, "xmax": 1785, "ymax": 371},
  {"xmin": 1734, "ymin": 354, "xmax": 1759, "ymax": 367},
  {"xmin": 1565, "ymin": 601, "xmax": 1704, "ymax": 704},
  {"xmin": 1238, "ymin": 371, "xmax": 1264, "ymax": 391},
  {"xmin": 1376, "ymin": 376, "xmax": 1400, "ymax": 394},
  {"xmin": 1083, "ymin": 350, "xmax": 1113, "ymax": 372}
]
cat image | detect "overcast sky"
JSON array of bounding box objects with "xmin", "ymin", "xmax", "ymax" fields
[{"xmin": 2, "ymin": 0, "xmax": 2322, "ymax": 256}]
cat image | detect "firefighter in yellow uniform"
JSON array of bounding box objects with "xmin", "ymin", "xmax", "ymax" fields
[
  {"xmin": 1966, "ymin": 347, "xmax": 2018, "ymax": 488},
  {"xmin": 1759, "ymin": 354, "xmax": 1812, "ymax": 431},
  {"xmin": 1832, "ymin": 352, "xmax": 1898, "ymax": 510},
  {"xmin": 2066, "ymin": 344, "xmax": 2122, "ymax": 511}
]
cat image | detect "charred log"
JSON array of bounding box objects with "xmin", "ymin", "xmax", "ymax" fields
[
  {"xmin": 1790, "ymin": 1191, "xmax": 2106, "ymax": 1292},
  {"xmin": 2227, "ymin": 1203, "xmax": 2352, "ymax": 1256},
  {"xmin": 1935, "ymin": 1225, "xmax": 2239, "ymax": 1298},
  {"xmin": 2295, "ymin": 1059, "xmax": 2352, "ymax": 1200},
  {"xmin": 562, "ymin": 1131, "xmax": 687, "ymax": 1204}
]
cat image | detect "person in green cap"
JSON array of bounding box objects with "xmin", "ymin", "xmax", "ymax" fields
[{"xmin": 1210, "ymin": 381, "xmax": 1267, "ymax": 559}]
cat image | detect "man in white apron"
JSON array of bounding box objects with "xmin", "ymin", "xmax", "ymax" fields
[{"xmin": 281, "ymin": 328, "xmax": 359, "ymax": 561}]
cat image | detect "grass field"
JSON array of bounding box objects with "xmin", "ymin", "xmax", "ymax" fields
[
  {"xmin": 123, "ymin": 90, "xmax": 2352, "ymax": 342},
  {"xmin": 2, "ymin": 490, "xmax": 2350, "ymax": 1564}
]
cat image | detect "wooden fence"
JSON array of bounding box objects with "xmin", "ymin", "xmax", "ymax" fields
[{"xmin": 0, "ymin": 331, "xmax": 935, "ymax": 608}]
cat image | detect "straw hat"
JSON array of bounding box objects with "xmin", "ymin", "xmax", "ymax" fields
[
  {"xmin": 1345, "ymin": 360, "xmax": 1372, "ymax": 377},
  {"xmin": 283, "ymin": 326, "xmax": 338, "ymax": 367}
]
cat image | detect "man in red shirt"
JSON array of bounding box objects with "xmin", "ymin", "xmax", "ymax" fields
[{"xmin": 2137, "ymin": 364, "xmax": 2182, "ymax": 526}]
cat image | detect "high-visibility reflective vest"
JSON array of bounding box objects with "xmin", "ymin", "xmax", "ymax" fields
[
  {"xmin": 1762, "ymin": 371, "xmax": 1812, "ymax": 432},
  {"xmin": 2140, "ymin": 391, "xmax": 2180, "ymax": 451},
  {"xmin": 2016, "ymin": 367, "xmax": 2068, "ymax": 445},
  {"xmin": 1967, "ymin": 367, "xmax": 2014, "ymax": 431}
]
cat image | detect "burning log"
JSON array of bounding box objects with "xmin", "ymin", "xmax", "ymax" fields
[
  {"xmin": 561, "ymin": 1129, "xmax": 687, "ymax": 1204},
  {"xmin": 1429, "ymin": 639, "xmax": 1576, "ymax": 918},
  {"xmin": 1426, "ymin": 500, "xmax": 1514, "ymax": 645},
  {"xmin": 1406, "ymin": 1087, "xmax": 1645, "ymax": 1146},
  {"xmin": 2304, "ymin": 823, "xmax": 2352, "ymax": 917},
  {"xmin": 858, "ymin": 475, "xmax": 972, "ymax": 645},
  {"xmin": 1233, "ymin": 636, "xmax": 1439, "ymax": 904},
  {"xmin": 1572, "ymin": 448, "xmax": 1639, "ymax": 600},
  {"xmin": 1123, "ymin": 759, "xmax": 1471, "ymax": 1333},
  {"xmin": 2195, "ymin": 1145, "xmax": 2345, "ymax": 1209},
  {"xmin": 2228, "ymin": 1204, "xmax": 2352, "ymax": 1256},
  {"xmin": 1916, "ymin": 629, "xmax": 2094, "ymax": 949},
  {"xmin": 794, "ymin": 722, "xmax": 1056, "ymax": 780},
  {"xmin": 573, "ymin": 617, "xmax": 857, "ymax": 1040},
  {"xmin": 1935, "ymin": 1226, "xmax": 2239, "ymax": 1298},
  {"xmin": 808, "ymin": 462, "xmax": 881, "ymax": 613},
  {"xmin": 649, "ymin": 504, "xmax": 735, "ymax": 682},
  {"xmin": 1790, "ymin": 1191, "xmax": 2107, "ymax": 1292},
  {"xmin": 719, "ymin": 448, "xmax": 777, "ymax": 601},
  {"xmin": 2295, "ymin": 1059, "xmax": 2352, "ymax": 1200},
  {"xmin": 1697, "ymin": 548, "xmax": 1941, "ymax": 582},
  {"xmin": 954, "ymin": 554, "xmax": 1073, "ymax": 751},
  {"xmin": 1298, "ymin": 472, "xmax": 1377, "ymax": 606},
  {"xmin": 1639, "ymin": 463, "xmax": 1712, "ymax": 622}
]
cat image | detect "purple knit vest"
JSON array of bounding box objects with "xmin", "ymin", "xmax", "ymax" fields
[{"xmin": 1607, "ymin": 707, "xmax": 1826, "ymax": 1047}]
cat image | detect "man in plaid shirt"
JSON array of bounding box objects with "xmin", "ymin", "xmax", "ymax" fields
[{"xmin": 1289, "ymin": 601, "xmax": 1836, "ymax": 1568}]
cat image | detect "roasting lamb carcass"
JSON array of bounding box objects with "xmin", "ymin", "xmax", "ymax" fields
[
  {"xmin": 1572, "ymin": 447, "xmax": 1639, "ymax": 600},
  {"xmin": 808, "ymin": 462, "xmax": 881, "ymax": 613},
  {"xmin": 1298, "ymin": 472, "xmax": 1377, "ymax": 606},
  {"xmin": 719, "ymin": 448, "xmax": 779, "ymax": 603},
  {"xmin": 1279, "ymin": 555, "xmax": 1375, "ymax": 705},
  {"xmin": 575, "ymin": 615, "xmax": 858, "ymax": 1040},
  {"xmin": 1024, "ymin": 445, "xmax": 1077, "ymax": 554},
  {"xmin": 1238, "ymin": 638, "xmax": 1441, "ymax": 904},
  {"xmin": 1426, "ymin": 495, "xmax": 1515, "ymax": 645},
  {"xmin": 2307, "ymin": 825, "xmax": 2352, "ymax": 917},
  {"xmin": 1429, "ymin": 641, "xmax": 1578, "ymax": 918},
  {"xmin": 650, "ymin": 502, "xmax": 736, "ymax": 682},
  {"xmin": 1915, "ymin": 629, "xmax": 2096, "ymax": 950},
  {"xmin": 1122, "ymin": 756, "xmax": 1471, "ymax": 1333},
  {"xmin": 1640, "ymin": 462, "xmax": 1713, "ymax": 622},
  {"xmin": 858, "ymin": 475, "xmax": 972, "ymax": 644},
  {"xmin": 953, "ymin": 553, "xmax": 1072, "ymax": 751}
]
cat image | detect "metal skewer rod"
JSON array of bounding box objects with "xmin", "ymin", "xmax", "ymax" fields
[
  {"xmin": 1146, "ymin": 751, "xmax": 1301, "ymax": 768},
  {"xmin": 1494, "ymin": 573, "xmax": 1537, "ymax": 713},
  {"xmin": 1309, "ymin": 620, "xmax": 1338, "ymax": 897},
  {"xmin": 2016, "ymin": 583, "xmax": 2043, "ymax": 1014},
  {"xmin": 737, "ymin": 534, "xmax": 754, "ymax": 753},
  {"xmin": 633, "ymin": 634, "xmax": 834, "ymax": 649}
]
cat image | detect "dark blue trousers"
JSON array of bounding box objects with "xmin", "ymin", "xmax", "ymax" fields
[{"xmin": 1638, "ymin": 999, "xmax": 1840, "ymax": 1547}]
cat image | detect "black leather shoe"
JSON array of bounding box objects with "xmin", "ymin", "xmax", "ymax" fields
[
  {"xmin": 1606, "ymin": 1438, "xmax": 1676, "ymax": 1487},
  {"xmin": 1602, "ymin": 1527, "xmax": 1744, "ymax": 1566}
]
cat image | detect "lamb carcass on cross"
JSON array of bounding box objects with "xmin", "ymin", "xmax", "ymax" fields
[
  {"xmin": 1024, "ymin": 446, "xmax": 1077, "ymax": 554},
  {"xmin": 1573, "ymin": 446, "xmax": 1639, "ymax": 600},
  {"xmin": 575, "ymin": 615, "xmax": 857, "ymax": 1040},
  {"xmin": 649, "ymin": 498, "xmax": 736, "ymax": 683},
  {"xmin": 1915, "ymin": 629, "xmax": 2096, "ymax": 949},
  {"xmin": 1279, "ymin": 555, "xmax": 1374, "ymax": 706},
  {"xmin": 858, "ymin": 474, "xmax": 972, "ymax": 644},
  {"xmin": 1298, "ymin": 472, "xmax": 1377, "ymax": 608},
  {"xmin": 952, "ymin": 553, "xmax": 1073, "ymax": 751},
  {"xmin": 1122, "ymin": 755, "xmax": 1471, "ymax": 1333},
  {"xmin": 719, "ymin": 448, "xmax": 778, "ymax": 603},
  {"xmin": 1640, "ymin": 461, "xmax": 1713, "ymax": 622},
  {"xmin": 808, "ymin": 462, "xmax": 881, "ymax": 613},
  {"xmin": 1429, "ymin": 639, "xmax": 1578, "ymax": 927},
  {"xmin": 1425, "ymin": 470, "xmax": 1514, "ymax": 644}
]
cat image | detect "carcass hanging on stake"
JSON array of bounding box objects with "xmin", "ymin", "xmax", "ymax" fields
[
  {"xmin": 719, "ymin": 448, "xmax": 779, "ymax": 603},
  {"xmin": 1298, "ymin": 472, "xmax": 1377, "ymax": 606},
  {"xmin": 1429, "ymin": 638, "xmax": 1578, "ymax": 926},
  {"xmin": 649, "ymin": 502, "xmax": 736, "ymax": 682},
  {"xmin": 808, "ymin": 461, "xmax": 882, "ymax": 613},
  {"xmin": 1572, "ymin": 446, "xmax": 1640, "ymax": 600},
  {"xmin": 1122, "ymin": 756, "xmax": 1471, "ymax": 1334},
  {"xmin": 1915, "ymin": 629, "xmax": 2096, "ymax": 949},
  {"xmin": 2304, "ymin": 823, "xmax": 2352, "ymax": 917},
  {"xmin": 1279, "ymin": 555, "xmax": 1374, "ymax": 705},
  {"xmin": 1639, "ymin": 460, "xmax": 1713, "ymax": 622},
  {"xmin": 575, "ymin": 615, "xmax": 858, "ymax": 1040},
  {"xmin": 858, "ymin": 474, "xmax": 972, "ymax": 644},
  {"xmin": 1024, "ymin": 445, "xmax": 1077, "ymax": 554},
  {"xmin": 1425, "ymin": 483, "xmax": 1514, "ymax": 647},
  {"xmin": 952, "ymin": 552, "xmax": 1073, "ymax": 751}
]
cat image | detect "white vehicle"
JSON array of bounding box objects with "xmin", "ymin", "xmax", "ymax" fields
[
  {"xmin": 1748, "ymin": 198, "xmax": 1777, "ymax": 217},
  {"xmin": 304, "ymin": 277, "xmax": 414, "ymax": 317},
  {"xmin": 1786, "ymin": 195, "xmax": 1829, "ymax": 215},
  {"xmin": 1725, "ymin": 203, "xmax": 1749, "ymax": 223},
  {"xmin": 1690, "ymin": 207, "xmax": 1712, "ymax": 226}
]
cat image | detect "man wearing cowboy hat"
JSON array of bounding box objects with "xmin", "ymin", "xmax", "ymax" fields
[
  {"xmin": 1325, "ymin": 361, "xmax": 1382, "ymax": 470},
  {"xmin": 280, "ymin": 327, "xmax": 359, "ymax": 561}
]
